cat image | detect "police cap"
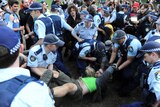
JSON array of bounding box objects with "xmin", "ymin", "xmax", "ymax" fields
[
  {"xmin": 112, "ymin": 30, "xmax": 126, "ymax": 40},
  {"xmin": 43, "ymin": 34, "xmax": 64, "ymax": 47},
  {"xmin": 137, "ymin": 41, "xmax": 160, "ymax": 58},
  {"xmin": 26, "ymin": 2, "xmax": 42, "ymax": 13},
  {"xmin": 79, "ymin": 10, "xmax": 89, "ymax": 16},
  {"xmin": 140, "ymin": 41, "xmax": 160, "ymax": 53},
  {"xmin": 84, "ymin": 14, "xmax": 93, "ymax": 22},
  {"xmin": 0, "ymin": 25, "xmax": 20, "ymax": 56}
]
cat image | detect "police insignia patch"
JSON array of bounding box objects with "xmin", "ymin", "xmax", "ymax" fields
[
  {"xmin": 30, "ymin": 55, "xmax": 36, "ymax": 62},
  {"xmin": 97, "ymin": 19, "xmax": 100, "ymax": 23},
  {"xmin": 127, "ymin": 46, "xmax": 133, "ymax": 52},
  {"xmin": 155, "ymin": 71, "xmax": 160, "ymax": 81}
]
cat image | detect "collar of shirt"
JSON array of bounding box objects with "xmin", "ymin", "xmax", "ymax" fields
[
  {"xmin": 38, "ymin": 14, "xmax": 45, "ymax": 19},
  {"xmin": 122, "ymin": 35, "xmax": 128, "ymax": 46},
  {"xmin": 118, "ymin": 11, "xmax": 125, "ymax": 14},
  {"xmin": 50, "ymin": 13, "xmax": 58, "ymax": 16},
  {"xmin": 41, "ymin": 45, "xmax": 47, "ymax": 55},
  {"xmin": 0, "ymin": 67, "xmax": 30, "ymax": 82}
]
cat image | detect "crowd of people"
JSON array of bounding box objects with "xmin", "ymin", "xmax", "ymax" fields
[{"xmin": 0, "ymin": 0, "xmax": 160, "ymax": 106}]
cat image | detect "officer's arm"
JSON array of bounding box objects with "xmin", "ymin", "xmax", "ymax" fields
[
  {"xmin": 79, "ymin": 47, "xmax": 96, "ymax": 61},
  {"xmin": 118, "ymin": 56, "xmax": 135, "ymax": 70},
  {"xmin": 61, "ymin": 18, "xmax": 73, "ymax": 32},
  {"xmin": 71, "ymin": 26, "xmax": 83, "ymax": 42},
  {"xmin": 116, "ymin": 57, "xmax": 123, "ymax": 68},
  {"xmin": 79, "ymin": 56, "xmax": 97, "ymax": 62},
  {"xmin": 109, "ymin": 46, "xmax": 118, "ymax": 64}
]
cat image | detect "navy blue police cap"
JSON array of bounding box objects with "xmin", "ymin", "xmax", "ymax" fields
[
  {"xmin": 51, "ymin": 4, "xmax": 59, "ymax": 10},
  {"xmin": 26, "ymin": 2, "xmax": 42, "ymax": 13},
  {"xmin": 112, "ymin": 30, "xmax": 126, "ymax": 40},
  {"xmin": 140, "ymin": 41, "xmax": 160, "ymax": 53},
  {"xmin": 137, "ymin": 41, "xmax": 160, "ymax": 58},
  {"xmin": 0, "ymin": 25, "xmax": 20, "ymax": 56},
  {"xmin": 43, "ymin": 34, "xmax": 64, "ymax": 47}
]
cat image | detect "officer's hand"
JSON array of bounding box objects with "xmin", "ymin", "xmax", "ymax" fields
[
  {"xmin": 78, "ymin": 38, "xmax": 84, "ymax": 42},
  {"xmin": 24, "ymin": 34, "xmax": 29, "ymax": 39},
  {"xmin": 20, "ymin": 26, "xmax": 24, "ymax": 31},
  {"xmin": 110, "ymin": 64, "xmax": 119, "ymax": 71}
]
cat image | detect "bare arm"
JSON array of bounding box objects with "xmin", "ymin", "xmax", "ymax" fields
[
  {"xmin": 118, "ymin": 56, "xmax": 135, "ymax": 70},
  {"xmin": 109, "ymin": 47, "xmax": 118, "ymax": 64}
]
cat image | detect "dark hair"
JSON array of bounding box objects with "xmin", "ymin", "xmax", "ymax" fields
[
  {"xmin": 8, "ymin": 0, "xmax": 19, "ymax": 7},
  {"xmin": 67, "ymin": 5, "xmax": 78, "ymax": 15},
  {"xmin": 0, "ymin": 45, "xmax": 19, "ymax": 68},
  {"xmin": 87, "ymin": 6, "xmax": 96, "ymax": 16}
]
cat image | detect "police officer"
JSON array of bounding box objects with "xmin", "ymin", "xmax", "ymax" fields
[
  {"xmin": 120, "ymin": 41, "xmax": 160, "ymax": 107},
  {"xmin": 26, "ymin": 2, "xmax": 54, "ymax": 46},
  {"xmin": 27, "ymin": 34, "xmax": 64, "ymax": 78},
  {"xmin": 48, "ymin": 4, "xmax": 73, "ymax": 77},
  {"xmin": 75, "ymin": 39, "xmax": 106, "ymax": 76},
  {"xmin": 109, "ymin": 30, "xmax": 142, "ymax": 96},
  {"xmin": 0, "ymin": 25, "xmax": 55, "ymax": 106},
  {"xmin": 49, "ymin": 4, "xmax": 73, "ymax": 40},
  {"xmin": 144, "ymin": 19, "xmax": 160, "ymax": 42},
  {"xmin": 72, "ymin": 14, "xmax": 98, "ymax": 42}
]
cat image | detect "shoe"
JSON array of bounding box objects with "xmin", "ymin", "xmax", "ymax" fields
[{"xmin": 40, "ymin": 70, "xmax": 53, "ymax": 85}]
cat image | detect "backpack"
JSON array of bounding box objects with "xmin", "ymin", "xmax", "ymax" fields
[{"xmin": 0, "ymin": 75, "xmax": 39, "ymax": 107}]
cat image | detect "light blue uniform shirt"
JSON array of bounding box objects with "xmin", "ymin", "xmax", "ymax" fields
[
  {"xmin": 27, "ymin": 45, "xmax": 57, "ymax": 68},
  {"xmin": 144, "ymin": 29, "xmax": 160, "ymax": 41},
  {"xmin": 114, "ymin": 35, "xmax": 142, "ymax": 57},
  {"xmin": 148, "ymin": 61, "xmax": 160, "ymax": 100},
  {"xmin": 34, "ymin": 14, "xmax": 46, "ymax": 39},
  {"xmin": 75, "ymin": 42, "xmax": 96, "ymax": 57},
  {"xmin": 72, "ymin": 22, "xmax": 98, "ymax": 40}
]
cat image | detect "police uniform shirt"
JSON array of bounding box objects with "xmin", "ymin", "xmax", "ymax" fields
[
  {"xmin": 75, "ymin": 42, "xmax": 93, "ymax": 57},
  {"xmin": 144, "ymin": 29, "xmax": 160, "ymax": 41},
  {"xmin": 48, "ymin": 13, "xmax": 72, "ymax": 33},
  {"xmin": 0, "ymin": 67, "xmax": 55, "ymax": 107},
  {"xmin": 34, "ymin": 14, "xmax": 46, "ymax": 39},
  {"xmin": 109, "ymin": 9, "xmax": 116, "ymax": 23},
  {"xmin": 148, "ymin": 61, "xmax": 160, "ymax": 100},
  {"xmin": 27, "ymin": 45, "xmax": 57, "ymax": 68},
  {"xmin": 93, "ymin": 12, "xmax": 102, "ymax": 27},
  {"xmin": 114, "ymin": 36, "xmax": 142, "ymax": 57},
  {"xmin": 72, "ymin": 22, "xmax": 98, "ymax": 40}
]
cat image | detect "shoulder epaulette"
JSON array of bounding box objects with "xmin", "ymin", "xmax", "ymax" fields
[{"xmin": 34, "ymin": 46, "xmax": 42, "ymax": 56}]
